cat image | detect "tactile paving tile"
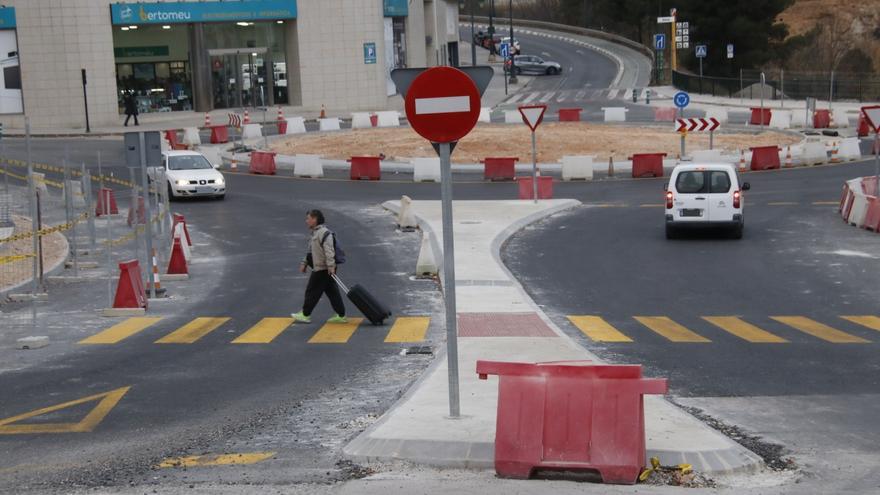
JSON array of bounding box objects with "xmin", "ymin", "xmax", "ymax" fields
[{"xmin": 457, "ymin": 313, "xmax": 558, "ymax": 337}]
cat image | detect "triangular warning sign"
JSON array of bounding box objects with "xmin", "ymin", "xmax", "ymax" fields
[
  {"xmin": 518, "ymin": 104, "xmax": 547, "ymax": 131},
  {"xmin": 862, "ymin": 105, "xmax": 880, "ymax": 134},
  {"xmin": 0, "ymin": 386, "xmax": 131, "ymax": 434}
]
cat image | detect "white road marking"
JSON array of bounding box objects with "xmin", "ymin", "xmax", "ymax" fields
[
  {"xmin": 575, "ymin": 90, "xmax": 587, "ymax": 101},
  {"xmin": 576, "ymin": 50, "xmax": 585, "ymax": 55},
  {"xmin": 505, "ymin": 93, "xmax": 525, "ymax": 105},
  {"xmin": 415, "ymin": 96, "xmax": 470, "ymax": 114},
  {"xmin": 539, "ymin": 92, "xmax": 555, "ymax": 103},
  {"xmin": 541, "ymin": 51, "xmax": 551, "ymax": 57},
  {"xmin": 606, "ymin": 88, "xmax": 619, "ymax": 100},
  {"xmin": 556, "ymin": 91, "xmax": 570, "ymax": 103},
  {"xmin": 521, "ymin": 92, "xmax": 541, "ymax": 104}
]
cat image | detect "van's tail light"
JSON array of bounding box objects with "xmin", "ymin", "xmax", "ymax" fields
[
  {"xmin": 733, "ymin": 190, "xmax": 741, "ymax": 209},
  {"xmin": 665, "ymin": 191, "xmax": 674, "ymax": 209}
]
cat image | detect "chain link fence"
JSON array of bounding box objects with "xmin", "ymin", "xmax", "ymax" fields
[{"xmin": 673, "ymin": 70, "xmax": 880, "ymax": 103}]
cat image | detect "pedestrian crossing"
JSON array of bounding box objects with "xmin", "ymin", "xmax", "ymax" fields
[
  {"xmin": 567, "ymin": 315, "xmax": 880, "ymax": 344},
  {"xmin": 80, "ymin": 316, "xmax": 432, "ymax": 346},
  {"xmin": 501, "ymin": 88, "xmax": 648, "ymax": 106}
]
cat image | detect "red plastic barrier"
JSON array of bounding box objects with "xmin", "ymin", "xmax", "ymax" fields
[
  {"xmin": 813, "ymin": 109, "xmax": 831, "ymax": 129},
  {"xmin": 113, "ymin": 259, "xmax": 147, "ymax": 309},
  {"xmin": 862, "ymin": 176, "xmax": 878, "ymax": 197},
  {"xmin": 277, "ymin": 120, "xmax": 288, "ymax": 135},
  {"xmin": 96, "ymin": 187, "xmax": 119, "ymax": 216},
  {"xmin": 749, "ymin": 145, "xmax": 781, "ymax": 171},
  {"xmin": 370, "ymin": 114, "xmax": 379, "ymax": 127},
  {"xmin": 172, "ymin": 213, "xmax": 192, "ymax": 246},
  {"xmin": 127, "ymin": 196, "xmax": 146, "ymax": 227},
  {"xmin": 630, "ymin": 153, "xmax": 666, "ymax": 178},
  {"xmin": 482, "ymin": 157, "xmax": 519, "ymax": 181},
  {"xmin": 558, "ymin": 108, "xmax": 582, "ymax": 122},
  {"xmin": 347, "ymin": 156, "xmax": 381, "ymax": 180},
  {"xmin": 209, "ymin": 125, "xmax": 230, "ymax": 144},
  {"xmin": 858, "ymin": 114, "xmax": 870, "ymax": 137},
  {"xmin": 166, "ymin": 237, "xmax": 189, "ymax": 274},
  {"xmin": 517, "ymin": 176, "xmax": 553, "ymax": 199},
  {"xmin": 164, "ymin": 130, "xmax": 187, "ymax": 150},
  {"xmin": 249, "ymin": 150, "xmax": 277, "ymax": 175},
  {"xmin": 750, "ymin": 108, "xmax": 772, "ymax": 126},
  {"xmin": 653, "ymin": 107, "xmax": 677, "ymax": 122},
  {"xmin": 477, "ymin": 360, "xmax": 667, "ymax": 484}
]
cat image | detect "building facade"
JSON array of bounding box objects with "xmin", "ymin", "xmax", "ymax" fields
[{"xmin": 0, "ymin": 0, "xmax": 461, "ymax": 130}]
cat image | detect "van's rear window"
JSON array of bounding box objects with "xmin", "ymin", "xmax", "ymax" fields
[{"xmin": 675, "ymin": 171, "xmax": 707, "ymax": 194}]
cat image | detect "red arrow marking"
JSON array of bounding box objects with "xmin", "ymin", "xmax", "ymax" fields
[
  {"xmin": 709, "ymin": 117, "xmax": 720, "ymax": 131},
  {"xmin": 688, "ymin": 119, "xmax": 698, "ymax": 132},
  {"xmin": 676, "ymin": 119, "xmax": 687, "ymax": 132},
  {"xmin": 699, "ymin": 118, "xmax": 709, "ymax": 131}
]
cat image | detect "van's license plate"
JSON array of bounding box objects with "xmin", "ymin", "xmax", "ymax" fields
[{"xmin": 681, "ymin": 209, "xmax": 702, "ymax": 217}]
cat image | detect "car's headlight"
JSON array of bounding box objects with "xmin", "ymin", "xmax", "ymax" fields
[
  {"xmin": 176, "ymin": 179, "xmax": 188, "ymax": 186},
  {"xmin": 216, "ymin": 176, "xmax": 225, "ymax": 185}
]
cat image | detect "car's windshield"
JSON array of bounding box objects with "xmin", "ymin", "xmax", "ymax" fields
[
  {"xmin": 168, "ymin": 155, "xmax": 212, "ymax": 171},
  {"xmin": 675, "ymin": 171, "xmax": 708, "ymax": 194}
]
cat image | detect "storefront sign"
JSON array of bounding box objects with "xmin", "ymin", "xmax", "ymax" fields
[
  {"xmin": 364, "ymin": 43, "xmax": 377, "ymax": 64},
  {"xmin": 110, "ymin": 0, "xmax": 297, "ymax": 25},
  {"xmin": 0, "ymin": 7, "xmax": 16, "ymax": 29},
  {"xmin": 114, "ymin": 46, "xmax": 170, "ymax": 58},
  {"xmin": 383, "ymin": 0, "xmax": 408, "ymax": 17}
]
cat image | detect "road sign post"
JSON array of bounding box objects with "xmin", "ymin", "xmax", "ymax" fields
[
  {"xmin": 518, "ymin": 105, "xmax": 547, "ymax": 204},
  {"xmin": 674, "ymin": 92, "xmax": 690, "ymax": 158},
  {"xmin": 394, "ymin": 66, "xmax": 488, "ymax": 419},
  {"xmin": 862, "ymin": 106, "xmax": 880, "ymax": 189}
]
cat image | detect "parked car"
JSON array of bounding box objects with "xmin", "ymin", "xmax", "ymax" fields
[
  {"xmin": 504, "ymin": 55, "xmax": 562, "ymax": 75},
  {"xmin": 148, "ymin": 150, "xmax": 226, "ymax": 200},
  {"xmin": 664, "ymin": 163, "xmax": 749, "ymax": 239}
]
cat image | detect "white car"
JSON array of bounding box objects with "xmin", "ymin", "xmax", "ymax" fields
[
  {"xmin": 665, "ymin": 163, "xmax": 749, "ymax": 239},
  {"xmin": 149, "ymin": 150, "xmax": 226, "ymax": 200}
]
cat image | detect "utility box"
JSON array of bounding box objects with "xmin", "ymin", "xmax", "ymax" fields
[{"xmin": 124, "ymin": 131, "xmax": 162, "ymax": 168}]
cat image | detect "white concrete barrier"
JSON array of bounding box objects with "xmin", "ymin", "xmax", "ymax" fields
[
  {"xmin": 560, "ymin": 155, "xmax": 593, "ymax": 181},
  {"xmin": 801, "ymin": 140, "xmax": 828, "ymax": 165},
  {"xmin": 161, "ymin": 136, "xmax": 171, "ymax": 152},
  {"xmin": 832, "ymin": 108, "xmax": 850, "ymax": 128},
  {"xmin": 398, "ymin": 195, "xmax": 418, "ymax": 230},
  {"xmin": 704, "ymin": 108, "xmax": 729, "ymax": 125},
  {"xmin": 769, "ymin": 110, "xmax": 792, "ymax": 129},
  {"xmin": 601, "ymin": 107, "xmax": 627, "ymax": 122},
  {"xmin": 293, "ymin": 154, "xmax": 324, "ymax": 178},
  {"xmin": 412, "ymin": 157, "xmax": 441, "ymax": 182},
  {"xmin": 415, "ymin": 231, "xmax": 438, "ymax": 276},
  {"xmin": 285, "ymin": 117, "xmax": 307, "ymax": 134},
  {"xmin": 478, "ymin": 107, "xmax": 491, "ymax": 123},
  {"xmin": 63, "ymin": 180, "xmax": 85, "ymax": 208},
  {"xmin": 241, "ymin": 123, "xmax": 262, "ymax": 139},
  {"xmin": 32, "ymin": 172, "xmax": 49, "ymax": 195},
  {"xmin": 790, "ymin": 110, "xmax": 808, "ymax": 128},
  {"xmin": 691, "ymin": 149, "xmax": 723, "ymax": 162},
  {"xmin": 200, "ymin": 147, "xmax": 221, "ymax": 167},
  {"xmin": 319, "ymin": 118, "xmax": 341, "ymax": 131},
  {"xmin": 351, "ymin": 112, "xmax": 373, "ymax": 129},
  {"xmin": 839, "ymin": 137, "xmax": 862, "ymax": 161},
  {"xmin": 182, "ymin": 127, "xmax": 201, "ymax": 146},
  {"xmin": 848, "ymin": 190, "xmax": 869, "ymax": 227},
  {"xmin": 377, "ymin": 111, "xmax": 400, "ymax": 127},
  {"xmin": 504, "ymin": 110, "xmax": 520, "ymax": 124}
]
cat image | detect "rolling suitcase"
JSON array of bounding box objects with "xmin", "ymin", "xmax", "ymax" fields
[{"xmin": 332, "ymin": 274, "xmax": 392, "ymax": 325}]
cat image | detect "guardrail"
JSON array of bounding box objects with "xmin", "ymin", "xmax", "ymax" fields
[{"xmin": 673, "ymin": 70, "xmax": 880, "ymax": 102}]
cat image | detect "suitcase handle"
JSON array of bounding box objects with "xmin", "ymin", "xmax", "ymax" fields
[{"xmin": 331, "ymin": 273, "xmax": 349, "ymax": 293}]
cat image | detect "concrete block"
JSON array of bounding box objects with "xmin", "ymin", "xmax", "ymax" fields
[
  {"xmin": 416, "ymin": 232, "xmax": 438, "ymax": 276},
  {"xmin": 602, "ymin": 106, "xmax": 627, "ymax": 122},
  {"xmin": 398, "ymin": 196, "xmax": 418, "ymax": 231},
  {"xmin": 294, "ymin": 154, "xmax": 324, "ymax": 178},
  {"xmin": 790, "ymin": 110, "xmax": 808, "ymax": 128},
  {"xmin": 478, "ymin": 107, "xmax": 491, "ymax": 123},
  {"xmin": 769, "ymin": 110, "xmax": 791, "ymax": 129},
  {"xmin": 63, "ymin": 180, "xmax": 85, "ymax": 208},
  {"xmin": 102, "ymin": 307, "xmax": 146, "ymax": 317},
  {"xmin": 839, "ymin": 137, "xmax": 862, "ymax": 161},
  {"xmin": 376, "ymin": 111, "xmax": 400, "ymax": 127},
  {"xmin": 241, "ymin": 123, "xmax": 262, "ymax": 139},
  {"xmin": 802, "ymin": 140, "xmax": 828, "ymax": 165},
  {"xmin": 17, "ymin": 336, "xmax": 49, "ymax": 350},
  {"xmin": 560, "ymin": 155, "xmax": 593, "ymax": 181},
  {"xmin": 319, "ymin": 118, "xmax": 341, "ymax": 132},
  {"xmin": 182, "ymin": 127, "xmax": 201, "ymax": 146},
  {"xmin": 285, "ymin": 117, "xmax": 307, "ymax": 134},
  {"xmin": 832, "ymin": 108, "xmax": 850, "ymax": 128},
  {"xmin": 413, "ymin": 157, "xmax": 441, "ymax": 183},
  {"xmin": 351, "ymin": 112, "xmax": 372, "ymax": 129}
]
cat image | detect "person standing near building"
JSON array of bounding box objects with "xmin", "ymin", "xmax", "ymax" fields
[
  {"xmin": 123, "ymin": 91, "xmax": 139, "ymax": 127},
  {"xmin": 292, "ymin": 209, "xmax": 347, "ymax": 323}
]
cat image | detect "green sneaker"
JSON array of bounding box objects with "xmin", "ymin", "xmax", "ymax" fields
[
  {"xmin": 328, "ymin": 314, "xmax": 348, "ymax": 324},
  {"xmin": 291, "ymin": 311, "xmax": 311, "ymax": 323}
]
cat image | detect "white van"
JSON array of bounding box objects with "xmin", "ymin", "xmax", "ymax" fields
[{"xmin": 665, "ymin": 163, "xmax": 750, "ymax": 239}]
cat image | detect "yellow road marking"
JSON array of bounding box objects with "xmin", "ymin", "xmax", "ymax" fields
[
  {"xmin": 307, "ymin": 318, "xmax": 364, "ymax": 344},
  {"xmin": 840, "ymin": 316, "xmax": 880, "ymax": 334},
  {"xmin": 231, "ymin": 317, "xmax": 294, "ymax": 344},
  {"xmin": 634, "ymin": 316, "xmax": 711, "ymax": 343},
  {"xmin": 567, "ymin": 315, "xmax": 633, "ymax": 342},
  {"xmin": 812, "ymin": 201, "xmax": 839, "ymax": 205},
  {"xmin": 0, "ymin": 386, "xmax": 130, "ymax": 434},
  {"xmin": 702, "ymin": 316, "xmax": 787, "ymax": 343},
  {"xmin": 155, "ymin": 317, "xmax": 231, "ymax": 344},
  {"xmin": 78, "ymin": 317, "xmax": 163, "ymax": 344},
  {"xmin": 158, "ymin": 452, "xmax": 275, "ymax": 468},
  {"xmin": 767, "ymin": 202, "xmax": 799, "ymax": 206},
  {"xmin": 771, "ymin": 316, "xmax": 869, "ymax": 343},
  {"xmin": 384, "ymin": 316, "xmax": 430, "ymax": 343}
]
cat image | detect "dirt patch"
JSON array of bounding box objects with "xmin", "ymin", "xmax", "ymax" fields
[
  {"xmin": 0, "ymin": 215, "xmax": 68, "ymax": 292},
  {"xmin": 270, "ymin": 123, "xmax": 801, "ymax": 163}
]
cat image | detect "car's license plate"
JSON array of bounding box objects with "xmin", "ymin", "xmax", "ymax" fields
[
  {"xmin": 196, "ymin": 186, "xmax": 213, "ymax": 194},
  {"xmin": 681, "ymin": 209, "xmax": 702, "ymax": 217}
]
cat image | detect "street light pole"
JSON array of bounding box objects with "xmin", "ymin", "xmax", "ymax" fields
[
  {"xmin": 470, "ymin": 0, "xmax": 476, "ymax": 66},
  {"xmin": 760, "ymin": 72, "xmax": 765, "ymax": 132},
  {"xmin": 507, "ymin": 0, "xmax": 517, "ymax": 84}
]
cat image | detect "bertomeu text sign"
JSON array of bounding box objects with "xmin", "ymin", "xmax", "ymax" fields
[{"xmin": 110, "ymin": 0, "xmax": 297, "ymax": 25}]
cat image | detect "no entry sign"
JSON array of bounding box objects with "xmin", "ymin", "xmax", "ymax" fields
[{"xmin": 404, "ymin": 66, "xmax": 481, "ymax": 144}]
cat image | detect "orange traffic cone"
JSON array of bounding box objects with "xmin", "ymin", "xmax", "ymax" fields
[
  {"xmin": 204, "ymin": 112, "xmax": 211, "ymax": 127},
  {"xmin": 277, "ymin": 106, "xmax": 284, "ymax": 122},
  {"xmin": 739, "ymin": 149, "xmax": 747, "ymax": 173},
  {"xmin": 830, "ymin": 141, "xmax": 841, "ymax": 163},
  {"xmin": 320, "ymin": 104, "xmax": 326, "ymax": 119},
  {"xmin": 784, "ymin": 146, "xmax": 793, "ymax": 168},
  {"xmin": 243, "ymin": 109, "xmax": 250, "ymax": 125}
]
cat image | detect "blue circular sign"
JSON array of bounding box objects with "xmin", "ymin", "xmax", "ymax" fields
[{"xmin": 674, "ymin": 92, "xmax": 690, "ymax": 109}]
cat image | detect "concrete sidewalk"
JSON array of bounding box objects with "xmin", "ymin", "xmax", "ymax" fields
[{"xmin": 344, "ymin": 199, "xmax": 763, "ymax": 476}]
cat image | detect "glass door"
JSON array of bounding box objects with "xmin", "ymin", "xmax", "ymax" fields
[{"xmin": 208, "ymin": 48, "xmax": 267, "ymax": 110}]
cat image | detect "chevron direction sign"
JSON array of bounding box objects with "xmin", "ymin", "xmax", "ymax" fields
[{"xmin": 676, "ymin": 117, "xmax": 720, "ymax": 133}]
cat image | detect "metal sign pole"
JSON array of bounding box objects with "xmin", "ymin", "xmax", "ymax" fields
[
  {"xmin": 439, "ymin": 141, "xmax": 460, "ymax": 418},
  {"xmin": 874, "ymin": 132, "xmax": 879, "ymax": 189},
  {"xmin": 531, "ymin": 131, "xmax": 538, "ymax": 204},
  {"xmin": 679, "ymin": 108, "xmax": 686, "ymax": 158},
  {"xmin": 760, "ymin": 72, "xmax": 765, "ymax": 132},
  {"xmin": 138, "ymin": 132, "xmax": 156, "ymax": 299}
]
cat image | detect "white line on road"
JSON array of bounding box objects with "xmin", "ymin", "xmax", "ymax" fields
[
  {"xmin": 541, "ymin": 51, "xmax": 551, "ymax": 57},
  {"xmin": 415, "ymin": 96, "xmax": 470, "ymax": 114},
  {"xmin": 505, "ymin": 93, "xmax": 525, "ymax": 105},
  {"xmin": 576, "ymin": 50, "xmax": 585, "ymax": 55},
  {"xmin": 539, "ymin": 92, "xmax": 555, "ymax": 103},
  {"xmin": 521, "ymin": 92, "xmax": 541, "ymax": 104},
  {"xmin": 575, "ymin": 90, "xmax": 587, "ymax": 101},
  {"xmin": 606, "ymin": 88, "xmax": 619, "ymax": 100},
  {"xmin": 556, "ymin": 91, "xmax": 569, "ymax": 103}
]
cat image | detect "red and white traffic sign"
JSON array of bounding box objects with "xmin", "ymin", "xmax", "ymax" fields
[
  {"xmin": 861, "ymin": 105, "xmax": 880, "ymax": 134},
  {"xmin": 518, "ymin": 105, "xmax": 547, "ymax": 132},
  {"xmin": 676, "ymin": 117, "xmax": 720, "ymax": 133},
  {"xmin": 403, "ymin": 66, "xmax": 481, "ymax": 144}
]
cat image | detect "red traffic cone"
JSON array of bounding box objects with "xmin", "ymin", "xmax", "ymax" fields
[
  {"xmin": 166, "ymin": 237, "xmax": 189, "ymax": 275},
  {"xmin": 243, "ymin": 109, "xmax": 250, "ymax": 125}
]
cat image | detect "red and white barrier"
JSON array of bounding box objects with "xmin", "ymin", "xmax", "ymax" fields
[{"xmin": 840, "ymin": 177, "xmax": 879, "ymax": 232}]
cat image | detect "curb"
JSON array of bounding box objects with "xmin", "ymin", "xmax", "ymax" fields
[
  {"xmin": 1, "ymin": 229, "xmax": 70, "ymax": 299},
  {"xmin": 345, "ymin": 199, "xmax": 764, "ymax": 476}
]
